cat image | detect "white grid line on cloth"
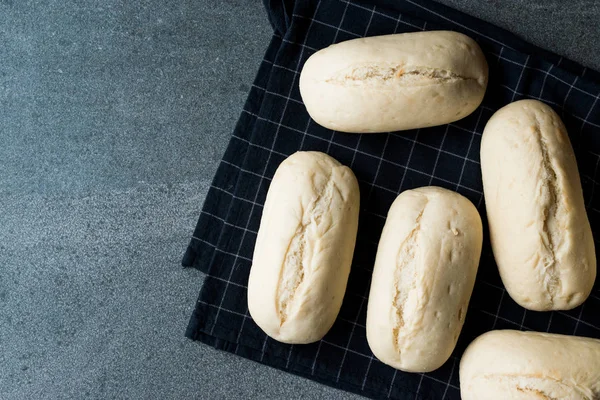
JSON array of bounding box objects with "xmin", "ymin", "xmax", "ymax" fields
[
  {"xmin": 579, "ymin": 90, "xmax": 600, "ymax": 138},
  {"xmin": 397, "ymin": 128, "xmax": 421, "ymax": 193},
  {"xmin": 455, "ymin": 107, "xmax": 484, "ymax": 202},
  {"xmin": 572, "ymin": 302, "xmax": 586, "ymax": 335},
  {"xmin": 538, "ymin": 63, "xmax": 554, "ymax": 99},
  {"xmin": 491, "ymin": 286, "xmax": 506, "ymax": 330},
  {"xmin": 583, "ymin": 172, "xmax": 600, "ymax": 189},
  {"xmin": 231, "ymin": 133, "xmax": 288, "ymax": 158},
  {"xmin": 336, "ymin": 295, "xmax": 367, "ymax": 383},
  {"xmin": 561, "ymin": 75, "xmax": 579, "ymax": 119},
  {"xmin": 519, "ymin": 307, "xmax": 527, "ymax": 331},
  {"xmin": 349, "ymin": 129, "xmax": 364, "ymax": 169},
  {"xmin": 241, "ymin": 110, "xmax": 484, "ymax": 195},
  {"xmin": 546, "ymin": 311, "xmax": 554, "ymax": 332},
  {"xmin": 582, "ymin": 66, "xmax": 589, "ymax": 77},
  {"xmin": 387, "ymin": 369, "xmax": 397, "ymax": 398},
  {"xmin": 479, "ymin": 309, "xmax": 523, "ymax": 328},
  {"xmin": 220, "ymin": 159, "xmax": 273, "ymax": 182},
  {"xmin": 210, "ymin": 184, "xmax": 264, "ymax": 208},
  {"xmin": 212, "ymin": 2, "xmax": 320, "ymax": 344},
  {"xmin": 191, "ymin": 236, "xmax": 253, "ymax": 262},
  {"xmin": 205, "ymin": 275, "xmax": 247, "ymax": 290},
  {"xmin": 560, "ymin": 309, "xmax": 599, "ymax": 331},
  {"xmin": 367, "ymin": 132, "xmax": 393, "ymax": 199},
  {"xmin": 298, "ymin": 103, "xmax": 314, "ymax": 152},
  {"xmin": 428, "ymin": 123, "xmax": 451, "ymax": 185},
  {"xmin": 201, "ymin": 210, "xmax": 258, "ymax": 236},
  {"xmin": 441, "ymin": 357, "xmax": 458, "ymax": 399},
  {"xmin": 414, "ymin": 374, "xmax": 425, "ymax": 400},
  {"xmin": 285, "ymin": 341, "xmax": 294, "ymax": 369},
  {"xmin": 494, "ymin": 46, "xmax": 505, "ymax": 70},
  {"xmin": 310, "ymin": 341, "xmax": 324, "ymax": 375},
  {"xmin": 252, "ymin": 84, "xmax": 305, "ymax": 105},
  {"xmin": 510, "ymin": 55, "xmax": 529, "ymax": 102}
]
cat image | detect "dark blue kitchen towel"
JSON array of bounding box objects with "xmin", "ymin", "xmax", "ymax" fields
[{"xmin": 183, "ymin": 1, "xmax": 600, "ymax": 398}]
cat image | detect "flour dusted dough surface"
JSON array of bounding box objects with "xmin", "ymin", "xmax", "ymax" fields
[
  {"xmin": 481, "ymin": 99, "xmax": 596, "ymax": 311},
  {"xmin": 247, "ymin": 151, "xmax": 360, "ymax": 344},
  {"xmin": 366, "ymin": 187, "xmax": 482, "ymax": 372},
  {"xmin": 299, "ymin": 30, "xmax": 488, "ymax": 133},
  {"xmin": 460, "ymin": 330, "xmax": 600, "ymax": 399}
]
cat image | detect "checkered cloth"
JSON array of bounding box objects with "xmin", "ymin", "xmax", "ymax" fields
[{"xmin": 183, "ymin": 0, "xmax": 600, "ymax": 398}]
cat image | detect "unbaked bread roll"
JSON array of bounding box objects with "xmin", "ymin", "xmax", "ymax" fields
[
  {"xmin": 366, "ymin": 187, "xmax": 482, "ymax": 372},
  {"xmin": 247, "ymin": 151, "xmax": 360, "ymax": 344},
  {"xmin": 460, "ymin": 330, "xmax": 600, "ymax": 399},
  {"xmin": 299, "ymin": 30, "xmax": 488, "ymax": 133},
  {"xmin": 481, "ymin": 99, "xmax": 596, "ymax": 311}
]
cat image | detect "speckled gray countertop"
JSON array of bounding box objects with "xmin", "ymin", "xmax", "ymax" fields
[{"xmin": 1, "ymin": 1, "xmax": 598, "ymax": 399}]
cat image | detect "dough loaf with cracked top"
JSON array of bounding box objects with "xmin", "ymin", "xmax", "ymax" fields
[
  {"xmin": 299, "ymin": 30, "xmax": 488, "ymax": 133},
  {"xmin": 460, "ymin": 330, "xmax": 600, "ymax": 399},
  {"xmin": 366, "ymin": 186, "xmax": 482, "ymax": 372},
  {"xmin": 247, "ymin": 151, "xmax": 360, "ymax": 344},
  {"xmin": 481, "ymin": 99, "xmax": 596, "ymax": 311}
]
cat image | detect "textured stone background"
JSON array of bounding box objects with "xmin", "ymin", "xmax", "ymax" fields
[{"xmin": 1, "ymin": 1, "xmax": 598, "ymax": 398}]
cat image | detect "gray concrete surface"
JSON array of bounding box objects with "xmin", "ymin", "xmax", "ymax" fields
[{"xmin": 0, "ymin": 1, "xmax": 598, "ymax": 399}]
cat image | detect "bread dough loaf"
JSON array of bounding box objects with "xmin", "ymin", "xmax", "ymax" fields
[
  {"xmin": 247, "ymin": 151, "xmax": 360, "ymax": 344},
  {"xmin": 460, "ymin": 330, "xmax": 600, "ymax": 399},
  {"xmin": 366, "ymin": 187, "xmax": 482, "ymax": 372},
  {"xmin": 481, "ymin": 99, "xmax": 596, "ymax": 311},
  {"xmin": 299, "ymin": 30, "xmax": 488, "ymax": 133}
]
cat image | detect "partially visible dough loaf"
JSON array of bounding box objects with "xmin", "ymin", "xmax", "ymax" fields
[
  {"xmin": 460, "ymin": 330, "xmax": 600, "ymax": 399},
  {"xmin": 247, "ymin": 151, "xmax": 360, "ymax": 344},
  {"xmin": 366, "ymin": 187, "xmax": 482, "ymax": 372},
  {"xmin": 481, "ymin": 99, "xmax": 596, "ymax": 311},
  {"xmin": 299, "ymin": 30, "xmax": 488, "ymax": 133}
]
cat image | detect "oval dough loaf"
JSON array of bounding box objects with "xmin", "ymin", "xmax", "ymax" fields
[
  {"xmin": 481, "ymin": 99, "xmax": 596, "ymax": 311},
  {"xmin": 247, "ymin": 151, "xmax": 360, "ymax": 344},
  {"xmin": 366, "ymin": 186, "xmax": 483, "ymax": 372},
  {"xmin": 299, "ymin": 30, "xmax": 488, "ymax": 133},
  {"xmin": 460, "ymin": 330, "xmax": 600, "ymax": 399}
]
